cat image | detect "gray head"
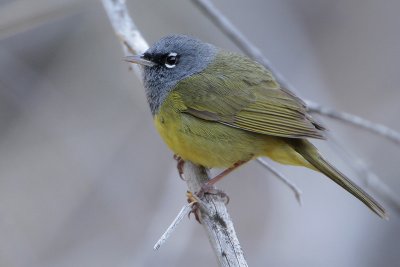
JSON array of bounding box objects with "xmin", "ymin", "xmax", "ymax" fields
[{"xmin": 125, "ymin": 35, "xmax": 218, "ymax": 115}]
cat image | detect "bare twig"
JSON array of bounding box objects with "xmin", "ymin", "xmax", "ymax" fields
[
  {"xmin": 102, "ymin": 0, "xmax": 149, "ymax": 78},
  {"xmin": 183, "ymin": 161, "xmax": 248, "ymax": 267},
  {"xmin": 327, "ymin": 133, "xmax": 400, "ymax": 214},
  {"xmin": 128, "ymin": 169, "xmax": 194, "ymax": 266},
  {"xmin": 307, "ymin": 102, "xmax": 400, "ymax": 146},
  {"xmin": 191, "ymin": 0, "xmax": 294, "ymax": 92},
  {"xmin": 154, "ymin": 202, "xmax": 195, "ymax": 250},
  {"xmin": 192, "ymin": 0, "xmax": 400, "ymax": 147},
  {"xmin": 256, "ymin": 158, "xmax": 303, "ymax": 205},
  {"xmin": 101, "ymin": 1, "xmax": 248, "ymax": 266}
]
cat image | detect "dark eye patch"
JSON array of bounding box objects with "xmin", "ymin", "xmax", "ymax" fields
[{"xmin": 143, "ymin": 52, "xmax": 179, "ymax": 67}]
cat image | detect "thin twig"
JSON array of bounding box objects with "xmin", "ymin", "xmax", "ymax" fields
[
  {"xmin": 102, "ymin": 0, "xmax": 149, "ymax": 78},
  {"xmin": 154, "ymin": 202, "xmax": 195, "ymax": 250},
  {"xmin": 256, "ymin": 158, "xmax": 303, "ymax": 205},
  {"xmin": 192, "ymin": 0, "xmax": 294, "ymax": 92},
  {"xmin": 327, "ymin": 133, "xmax": 400, "ymax": 214},
  {"xmin": 101, "ymin": 1, "xmax": 248, "ymax": 266},
  {"xmin": 192, "ymin": 0, "xmax": 400, "ymax": 147},
  {"xmin": 128, "ymin": 169, "xmax": 194, "ymax": 266},
  {"xmin": 307, "ymin": 102, "xmax": 400, "ymax": 146}
]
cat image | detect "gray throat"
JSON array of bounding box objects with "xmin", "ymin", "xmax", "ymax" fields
[{"xmin": 142, "ymin": 44, "xmax": 218, "ymax": 115}]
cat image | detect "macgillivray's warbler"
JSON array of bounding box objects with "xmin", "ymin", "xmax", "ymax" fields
[{"xmin": 125, "ymin": 35, "xmax": 386, "ymax": 218}]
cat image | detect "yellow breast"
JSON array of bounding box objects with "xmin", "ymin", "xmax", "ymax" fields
[
  {"xmin": 153, "ymin": 94, "xmax": 263, "ymax": 168},
  {"xmin": 153, "ymin": 92, "xmax": 311, "ymax": 169}
]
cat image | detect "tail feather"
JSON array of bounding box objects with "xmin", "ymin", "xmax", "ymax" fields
[{"xmin": 289, "ymin": 139, "xmax": 387, "ymax": 219}]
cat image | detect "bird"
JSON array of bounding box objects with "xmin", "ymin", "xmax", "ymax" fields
[{"xmin": 125, "ymin": 34, "xmax": 386, "ymax": 218}]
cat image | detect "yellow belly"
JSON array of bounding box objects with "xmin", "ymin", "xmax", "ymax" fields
[{"xmin": 154, "ymin": 105, "xmax": 310, "ymax": 169}]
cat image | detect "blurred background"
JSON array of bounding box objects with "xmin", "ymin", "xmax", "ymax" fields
[{"xmin": 0, "ymin": 0, "xmax": 399, "ymax": 266}]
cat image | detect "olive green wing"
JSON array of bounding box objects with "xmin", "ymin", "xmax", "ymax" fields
[{"xmin": 173, "ymin": 52, "xmax": 325, "ymax": 139}]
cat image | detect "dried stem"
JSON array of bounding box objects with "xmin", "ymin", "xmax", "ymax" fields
[
  {"xmin": 256, "ymin": 158, "xmax": 303, "ymax": 205},
  {"xmin": 153, "ymin": 202, "xmax": 195, "ymax": 251},
  {"xmin": 306, "ymin": 102, "xmax": 400, "ymax": 146},
  {"xmin": 327, "ymin": 133, "xmax": 400, "ymax": 214},
  {"xmin": 101, "ymin": 0, "xmax": 248, "ymax": 266}
]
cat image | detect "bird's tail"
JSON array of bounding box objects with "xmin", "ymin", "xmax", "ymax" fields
[{"xmin": 288, "ymin": 139, "xmax": 387, "ymax": 219}]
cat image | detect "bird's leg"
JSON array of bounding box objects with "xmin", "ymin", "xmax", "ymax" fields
[
  {"xmin": 173, "ymin": 154, "xmax": 186, "ymax": 180},
  {"xmin": 208, "ymin": 160, "xmax": 248, "ymax": 186},
  {"xmin": 197, "ymin": 159, "xmax": 249, "ymax": 202}
]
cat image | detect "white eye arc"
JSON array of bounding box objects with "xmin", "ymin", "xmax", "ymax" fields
[{"xmin": 165, "ymin": 52, "xmax": 178, "ymax": 68}]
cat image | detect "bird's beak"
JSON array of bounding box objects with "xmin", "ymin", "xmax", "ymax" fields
[{"xmin": 124, "ymin": 54, "xmax": 156, "ymax": 67}]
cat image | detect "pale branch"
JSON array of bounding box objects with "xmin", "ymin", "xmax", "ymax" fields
[
  {"xmin": 154, "ymin": 202, "xmax": 195, "ymax": 251},
  {"xmin": 307, "ymin": 102, "xmax": 400, "ymax": 146},
  {"xmin": 191, "ymin": 0, "xmax": 296, "ymax": 93},
  {"xmin": 101, "ymin": 1, "xmax": 248, "ymax": 266},
  {"xmin": 183, "ymin": 161, "xmax": 248, "ymax": 267},
  {"xmin": 256, "ymin": 158, "xmax": 303, "ymax": 205},
  {"xmin": 192, "ymin": 0, "xmax": 400, "ymax": 147},
  {"xmin": 101, "ymin": 0, "xmax": 149, "ymax": 78},
  {"xmin": 327, "ymin": 133, "xmax": 400, "ymax": 214}
]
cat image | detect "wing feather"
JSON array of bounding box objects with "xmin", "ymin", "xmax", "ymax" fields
[{"xmin": 174, "ymin": 52, "xmax": 325, "ymax": 139}]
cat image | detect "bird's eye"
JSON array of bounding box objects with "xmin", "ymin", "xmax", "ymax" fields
[{"xmin": 165, "ymin": 52, "xmax": 178, "ymax": 68}]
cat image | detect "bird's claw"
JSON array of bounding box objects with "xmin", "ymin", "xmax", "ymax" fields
[
  {"xmin": 196, "ymin": 184, "xmax": 230, "ymax": 204},
  {"xmin": 186, "ymin": 191, "xmax": 201, "ymax": 223}
]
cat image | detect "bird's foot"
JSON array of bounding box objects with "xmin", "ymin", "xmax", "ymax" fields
[
  {"xmin": 196, "ymin": 183, "xmax": 230, "ymax": 204},
  {"xmin": 186, "ymin": 191, "xmax": 201, "ymax": 223},
  {"xmin": 173, "ymin": 154, "xmax": 185, "ymax": 180}
]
